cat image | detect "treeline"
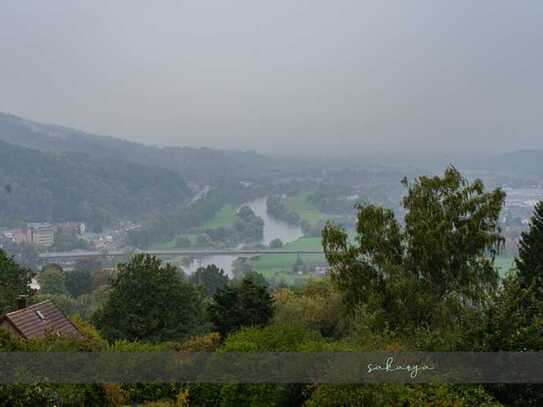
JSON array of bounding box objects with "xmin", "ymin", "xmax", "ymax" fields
[
  {"xmin": 266, "ymin": 196, "xmax": 301, "ymax": 225},
  {"xmin": 198, "ymin": 206, "xmax": 264, "ymax": 248},
  {"xmin": 0, "ymin": 140, "xmax": 190, "ymax": 231},
  {"xmin": 127, "ymin": 183, "xmax": 263, "ymax": 248},
  {"xmin": 2, "ymin": 167, "xmax": 543, "ymax": 405},
  {"xmin": 0, "ymin": 112, "xmax": 276, "ymax": 185},
  {"xmin": 127, "ymin": 192, "xmax": 225, "ymax": 248}
]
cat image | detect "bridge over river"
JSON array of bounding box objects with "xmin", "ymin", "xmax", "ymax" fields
[{"xmin": 39, "ymin": 248, "xmax": 325, "ymax": 262}]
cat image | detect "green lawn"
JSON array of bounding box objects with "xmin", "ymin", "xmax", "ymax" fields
[
  {"xmin": 251, "ymin": 237, "xmax": 326, "ymax": 283},
  {"xmin": 151, "ymin": 234, "xmax": 198, "ymax": 250},
  {"xmin": 201, "ymin": 205, "xmax": 237, "ymax": 229},
  {"xmin": 286, "ymin": 193, "xmax": 330, "ymax": 224}
]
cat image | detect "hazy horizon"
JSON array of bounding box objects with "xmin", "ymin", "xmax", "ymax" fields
[{"xmin": 2, "ymin": 1, "xmax": 543, "ymax": 158}]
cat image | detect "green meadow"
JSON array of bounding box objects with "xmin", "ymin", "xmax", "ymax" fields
[
  {"xmin": 201, "ymin": 205, "xmax": 237, "ymax": 229},
  {"xmin": 286, "ymin": 193, "xmax": 330, "ymax": 224}
]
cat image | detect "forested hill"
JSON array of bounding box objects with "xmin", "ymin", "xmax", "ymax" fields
[
  {"xmin": 0, "ymin": 112, "xmax": 274, "ymax": 184},
  {"xmin": 0, "ymin": 140, "xmax": 189, "ymax": 230}
]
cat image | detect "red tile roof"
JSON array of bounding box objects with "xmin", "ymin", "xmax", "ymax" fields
[{"xmin": 0, "ymin": 300, "xmax": 83, "ymax": 340}]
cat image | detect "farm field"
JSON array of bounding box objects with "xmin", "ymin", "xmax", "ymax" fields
[{"xmin": 251, "ymin": 237, "xmax": 326, "ymax": 285}]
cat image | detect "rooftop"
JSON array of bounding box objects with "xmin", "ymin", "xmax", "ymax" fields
[{"xmin": 0, "ymin": 300, "xmax": 83, "ymax": 340}]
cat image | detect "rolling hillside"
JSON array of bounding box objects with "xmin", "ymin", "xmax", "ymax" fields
[
  {"xmin": 0, "ymin": 112, "xmax": 274, "ymax": 184},
  {"xmin": 0, "ymin": 140, "xmax": 190, "ymax": 230}
]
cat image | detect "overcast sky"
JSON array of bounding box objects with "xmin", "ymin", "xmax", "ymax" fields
[{"xmin": 1, "ymin": 1, "xmax": 542, "ymax": 158}]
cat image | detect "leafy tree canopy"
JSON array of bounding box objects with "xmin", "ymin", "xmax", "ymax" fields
[
  {"xmin": 39, "ymin": 264, "xmax": 68, "ymax": 296},
  {"xmin": 189, "ymin": 264, "xmax": 229, "ymax": 297},
  {"xmin": 92, "ymin": 254, "xmax": 208, "ymax": 342},
  {"xmin": 209, "ymin": 276, "xmax": 274, "ymax": 337},
  {"xmin": 0, "ymin": 249, "xmax": 31, "ymax": 314},
  {"xmin": 516, "ymin": 201, "xmax": 543, "ymax": 300},
  {"xmin": 322, "ymin": 166, "xmax": 506, "ymax": 332}
]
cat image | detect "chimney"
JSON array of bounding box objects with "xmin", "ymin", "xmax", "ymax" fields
[{"xmin": 17, "ymin": 295, "xmax": 28, "ymax": 310}]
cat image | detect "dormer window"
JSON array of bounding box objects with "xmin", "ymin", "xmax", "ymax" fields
[{"xmin": 35, "ymin": 310, "xmax": 46, "ymax": 320}]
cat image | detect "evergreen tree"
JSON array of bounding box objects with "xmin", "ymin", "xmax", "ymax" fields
[
  {"xmin": 516, "ymin": 201, "xmax": 543, "ymax": 299},
  {"xmin": 0, "ymin": 249, "xmax": 31, "ymax": 314},
  {"xmin": 209, "ymin": 277, "xmax": 274, "ymax": 337}
]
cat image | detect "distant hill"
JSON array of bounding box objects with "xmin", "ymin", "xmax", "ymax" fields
[
  {"xmin": 488, "ymin": 150, "xmax": 543, "ymax": 176},
  {"xmin": 0, "ymin": 112, "xmax": 274, "ymax": 184},
  {"xmin": 0, "ymin": 140, "xmax": 190, "ymax": 230}
]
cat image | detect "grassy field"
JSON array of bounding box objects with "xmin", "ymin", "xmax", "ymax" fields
[
  {"xmin": 251, "ymin": 237, "xmax": 326, "ymax": 284},
  {"xmin": 151, "ymin": 234, "xmax": 198, "ymax": 250},
  {"xmin": 201, "ymin": 205, "xmax": 237, "ymax": 229},
  {"xmin": 152, "ymin": 205, "xmax": 236, "ymax": 249},
  {"xmin": 286, "ymin": 193, "xmax": 330, "ymax": 224}
]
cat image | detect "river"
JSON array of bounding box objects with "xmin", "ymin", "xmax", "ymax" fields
[{"xmin": 182, "ymin": 197, "xmax": 303, "ymax": 276}]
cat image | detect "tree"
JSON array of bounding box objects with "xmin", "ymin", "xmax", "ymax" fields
[
  {"xmin": 52, "ymin": 231, "xmax": 89, "ymax": 252},
  {"xmin": 74, "ymin": 258, "xmax": 102, "ymax": 274},
  {"xmin": 516, "ymin": 201, "xmax": 543, "ymax": 301},
  {"xmin": 231, "ymin": 257, "xmax": 254, "ymax": 280},
  {"xmin": 65, "ymin": 269, "xmax": 94, "ymax": 298},
  {"xmin": 208, "ymin": 277, "xmax": 274, "ymax": 337},
  {"xmin": 175, "ymin": 236, "xmax": 192, "ymax": 249},
  {"xmin": 322, "ymin": 166, "xmax": 505, "ymax": 332},
  {"xmin": 234, "ymin": 206, "xmax": 264, "ymax": 242},
  {"xmin": 273, "ymin": 278, "xmax": 345, "ymax": 338},
  {"xmin": 266, "ymin": 196, "xmax": 301, "ymax": 225},
  {"xmin": 480, "ymin": 272, "xmax": 543, "ymax": 406},
  {"xmin": 0, "ymin": 249, "xmax": 31, "ymax": 314},
  {"xmin": 92, "ymin": 254, "xmax": 208, "ymax": 342},
  {"xmin": 39, "ymin": 264, "xmax": 68, "ymax": 296},
  {"xmin": 401, "ymin": 167, "xmax": 504, "ymax": 301},
  {"xmin": 65, "ymin": 258, "xmax": 101, "ymax": 297},
  {"xmin": 483, "ymin": 274, "xmax": 543, "ymax": 352},
  {"xmin": 8, "ymin": 242, "xmax": 39, "ymax": 271},
  {"xmin": 189, "ymin": 326, "xmax": 323, "ymax": 406},
  {"xmin": 241, "ymin": 271, "xmax": 268, "ymax": 288},
  {"xmin": 269, "ymin": 238, "xmax": 283, "ymax": 249},
  {"xmin": 190, "ymin": 264, "xmax": 229, "ymax": 297},
  {"xmin": 482, "ymin": 202, "xmax": 543, "ymax": 407}
]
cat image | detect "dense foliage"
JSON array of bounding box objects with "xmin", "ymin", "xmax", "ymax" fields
[
  {"xmin": 127, "ymin": 188, "xmax": 263, "ymax": 248},
  {"xmin": 65, "ymin": 268, "xmax": 94, "ymax": 298},
  {"xmin": 0, "ymin": 112, "xmax": 275, "ymax": 185},
  {"xmin": 233, "ymin": 206, "xmax": 264, "ymax": 240},
  {"xmin": 322, "ymin": 166, "xmax": 505, "ymax": 334},
  {"xmin": 0, "ymin": 249, "xmax": 31, "ymax": 314},
  {"xmin": 39, "ymin": 264, "xmax": 68, "ymax": 296},
  {"xmin": 93, "ymin": 254, "xmax": 209, "ymax": 342},
  {"xmin": 189, "ymin": 264, "xmax": 229, "ymax": 297},
  {"xmin": 2, "ymin": 167, "xmax": 543, "ymax": 406},
  {"xmin": 209, "ymin": 276, "xmax": 274, "ymax": 337},
  {"xmin": 266, "ymin": 196, "xmax": 301, "ymax": 225},
  {"xmin": 516, "ymin": 201, "xmax": 543, "ymax": 302},
  {"xmin": 0, "ymin": 140, "xmax": 189, "ymax": 230}
]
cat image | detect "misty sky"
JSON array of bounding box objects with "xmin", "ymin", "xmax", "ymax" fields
[{"xmin": 1, "ymin": 1, "xmax": 543, "ymax": 158}]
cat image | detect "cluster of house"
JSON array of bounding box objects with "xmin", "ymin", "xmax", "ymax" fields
[
  {"xmin": 0, "ymin": 296, "xmax": 83, "ymax": 341},
  {"xmin": 2, "ymin": 222, "xmax": 86, "ymax": 248},
  {"xmin": 88, "ymin": 221, "xmax": 141, "ymax": 251}
]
